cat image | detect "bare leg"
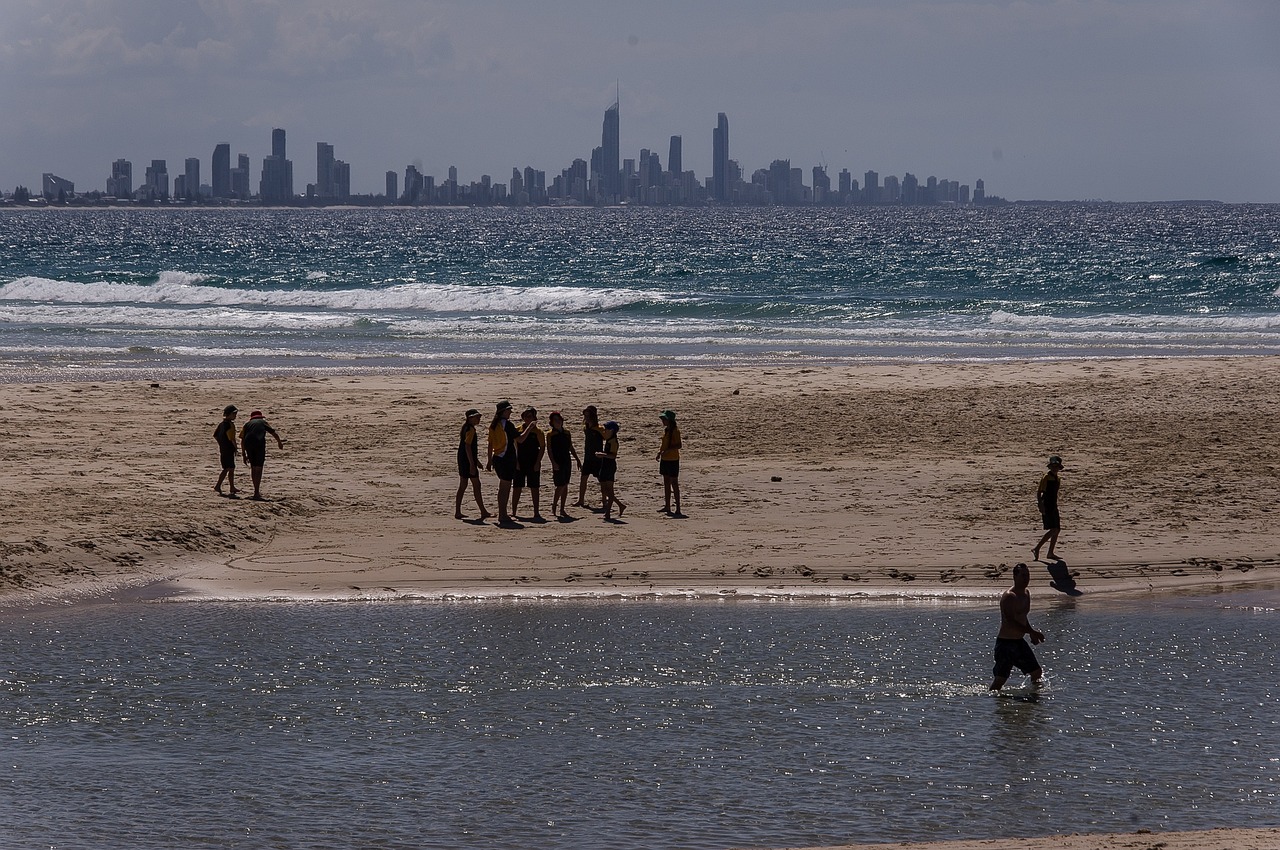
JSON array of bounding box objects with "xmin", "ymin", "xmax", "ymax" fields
[
  {"xmin": 575, "ymin": 470, "xmax": 591, "ymax": 507},
  {"xmin": 497, "ymin": 481, "xmax": 512, "ymax": 523},
  {"xmin": 531, "ymin": 487, "xmax": 542, "ymax": 519},
  {"xmin": 601, "ymin": 482, "xmax": 614, "ymax": 519},
  {"xmin": 662, "ymin": 476, "xmax": 672, "ymax": 512},
  {"xmin": 511, "ymin": 486, "xmax": 523, "ymax": 519},
  {"xmin": 455, "ymin": 478, "xmax": 468, "ymax": 519},
  {"xmin": 671, "ymin": 478, "xmax": 681, "ymax": 515},
  {"xmin": 470, "ymin": 478, "xmax": 490, "ymax": 518}
]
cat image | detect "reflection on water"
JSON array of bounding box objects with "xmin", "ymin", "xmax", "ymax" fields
[{"xmin": 0, "ymin": 592, "xmax": 1276, "ymax": 850}]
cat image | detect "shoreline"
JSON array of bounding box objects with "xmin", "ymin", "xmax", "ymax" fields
[
  {"xmin": 3, "ymin": 356, "xmax": 1280, "ymax": 608},
  {"xmin": 765, "ymin": 826, "xmax": 1280, "ymax": 850}
]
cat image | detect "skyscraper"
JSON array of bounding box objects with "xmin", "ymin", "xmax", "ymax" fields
[
  {"xmin": 232, "ymin": 154, "xmax": 250, "ymax": 199},
  {"xmin": 145, "ymin": 160, "xmax": 168, "ymax": 200},
  {"xmin": 712, "ymin": 113, "xmax": 729, "ymax": 202},
  {"xmin": 601, "ymin": 100, "xmax": 620, "ymax": 204},
  {"xmin": 385, "ymin": 170, "xmax": 398, "ymax": 202},
  {"xmin": 212, "ymin": 144, "xmax": 231, "ymax": 198},
  {"xmin": 260, "ymin": 128, "xmax": 293, "ymax": 203},
  {"xmin": 316, "ymin": 142, "xmax": 334, "ymax": 198},
  {"xmin": 668, "ymin": 135, "xmax": 682, "ymax": 177},
  {"xmin": 184, "ymin": 157, "xmax": 200, "ymax": 200},
  {"xmin": 272, "ymin": 128, "xmax": 286, "ymax": 161},
  {"xmin": 107, "ymin": 158, "xmax": 132, "ymax": 198}
]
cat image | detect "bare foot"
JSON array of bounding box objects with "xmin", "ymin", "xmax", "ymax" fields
[
  {"xmin": 480, "ymin": 511, "xmax": 494, "ymax": 520},
  {"xmin": 455, "ymin": 512, "xmax": 465, "ymax": 520},
  {"xmin": 1032, "ymin": 547, "xmax": 1041, "ymax": 561},
  {"xmin": 617, "ymin": 504, "xmax": 626, "ymax": 518}
]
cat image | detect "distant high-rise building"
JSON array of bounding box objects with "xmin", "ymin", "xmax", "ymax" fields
[
  {"xmin": 902, "ymin": 172, "xmax": 919, "ymax": 204},
  {"xmin": 107, "ymin": 158, "xmax": 132, "ymax": 198},
  {"xmin": 813, "ymin": 166, "xmax": 831, "ymax": 204},
  {"xmin": 332, "ymin": 161, "xmax": 350, "ymax": 200},
  {"xmin": 863, "ymin": 170, "xmax": 879, "ymax": 203},
  {"xmin": 183, "ymin": 158, "xmax": 200, "ymax": 201},
  {"xmin": 386, "ymin": 170, "xmax": 398, "ymax": 201},
  {"xmin": 403, "ymin": 165, "xmax": 423, "ymax": 204},
  {"xmin": 838, "ymin": 168, "xmax": 851, "ymax": 202},
  {"xmin": 232, "ymin": 154, "xmax": 250, "ymax": 199},
  {"xmin": 766, "ymin": 159, "xmax": 790, "ymax": 205},
  {"xmin": 260, "ymin": 129, "xmax": 293, "ymax": 203},
  {"xmin": 316, "ymin": 142, "xmax": 335, "ymax": 198},
  {"xmin": 212, "ymin": 144, "xmax": 231, "ymax": 198},
  {"xmin": 600, "ymin": 100, "xmax": 620, "ymax": 204},
  {"xmin": 974, "ymin": 178, "xmax": 985, "ymax": 203},
  {"xmin": 712, "ymin": 113, "xmax": 729, "ymax": 202},
  {"xmin": 144, "ymin": 159, "xmax": 169, "ymax": 200},
  {"xmin": 668, "ymin": 135, "xmax": 682, "ymax": 177}
]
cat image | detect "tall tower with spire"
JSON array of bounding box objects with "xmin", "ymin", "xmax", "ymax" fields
[
  {"xmin": 601, "ymin": 98, "xmax": 620, "ymax": 204},
  {"xmin": 712, "ymin": 112, "xmax": 730, "ymax": 203}
]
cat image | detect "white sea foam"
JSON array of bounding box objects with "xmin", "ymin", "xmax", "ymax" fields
[{"xmin": 0, "ymin": 274, "xmax": 660, "ymax": 314}]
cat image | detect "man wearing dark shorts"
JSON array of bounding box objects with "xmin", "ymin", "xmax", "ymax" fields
[
  {"xmin": 239, "ymin": 409, "xmax": 285, "ymax": 501},
  {"xmin": 990, "ymin": 563, "xmax": 1045, "ymax": 691},
  {"xmin": 213, "ymin": 404, "xmax": 240, "ymax": 498},
  {"xmin": 1033, "ymin": 455, "xmax": 1064, "ymax": 561}
]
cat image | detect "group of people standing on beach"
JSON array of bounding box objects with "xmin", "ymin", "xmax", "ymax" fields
[{"xmin": 456, "ymin": 402, "xmax": 683, "ymax": 526}]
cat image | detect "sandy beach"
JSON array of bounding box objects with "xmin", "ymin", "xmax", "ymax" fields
[{"xmin": 1, "ymin": 356, "xmax": 1278, "ymax": 603}]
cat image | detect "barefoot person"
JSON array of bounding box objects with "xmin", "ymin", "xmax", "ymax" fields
[
  {"xmin": 213, "ymin": 404, "xmax": 241, "ymax": 498},
  {"xmin": 575, "ymin": 405, "xmax": 605, "ymax": 509},
  {"xmin": 485, "ymin": 401, "xmax": 520, "ymax": 524},
  {"xmin": 655, "ymin": 409, "xmax": 683, "ymax": 517},
  {"xmin": 512, "ymin": 407, "xmax": 546, "ymax": 521},
  {"xmin": 455, "ymin": 408, "xmax": 491, "ymax": 521},
  {"xmin": 596, "ymin": 420, "xmax": 626, "ymax": 521},
  {"xmin": 547, "ymin": 411, "xmax": 581, "ymax": 519},
  {"xmin": 990, "ymin": 562, "xmax": 1046, "ymax": 691},
  {"xmin": 239, "ymin": 409, "xmax": 285, "ymax": 501},
  {"xmin": 1033, "ymin": 455, "xmax": 1064, "ymax": 561}
]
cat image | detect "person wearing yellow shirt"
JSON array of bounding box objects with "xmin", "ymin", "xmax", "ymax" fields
[
  {"xmin": 485, "ymin": 400, "xmax": 520, "ymax": 525},
  {"xmin": 655, "ymin": 409, "xmax": 684, "ymax": 517}
]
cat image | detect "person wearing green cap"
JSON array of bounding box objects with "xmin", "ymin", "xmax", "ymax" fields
[
  {"xmin": 655, "ymin": 409, "xmax": 683, "ymax": 517},
  {"xmin": 1033, "ymin": 455, "xmax": 1064, "ymax": 561}
]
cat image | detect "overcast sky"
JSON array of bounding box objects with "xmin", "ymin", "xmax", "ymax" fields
[{"xmin": 1, "ymin": 0, "xmax": 1277, "ymax": 202}]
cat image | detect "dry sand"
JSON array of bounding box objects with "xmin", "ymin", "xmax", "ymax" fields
[
  {"xmin": 1, "ymin": 357, "xmax": 1278, "ymax": 603},
  {"xmin": 2, "ymin": 357, "xmax": 1277, "ymax": 850}
]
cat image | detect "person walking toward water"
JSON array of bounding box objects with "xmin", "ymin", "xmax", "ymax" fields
[
  {"xmin": 655, "ymin": 409, "xmax": 683, "ymax": 517},
  {"xmin": 596, "ymin": 420, "xmax": 626, "ymax": 521},
  {"xmin": 213, "ymin": 404, "xmax": 240, "ymax": 498},
  {"xmin": 239, "ymin": 409, "xmax": 285, "ymax": 501},
  {"xmin": 575, "ymin": 405, "xmax": 606, "ymax": 510},
  {"xmin": 485, "ymin": 401, "xmax": 520, "ymax": 525},
  {"xmin": 512, "ymin": 407, "xmax": 546, "ymax": 521},
  {"xmin": 990, "ymin": 562, "xmax": 1045, "ymax": 691},
  {"xmin": 455, "ymin": 408, "xmax": 491, "ymax": 521},
  {"xmin": 546, "ymin": 411, "xmax": 581, "ymax": 520},
  {"xmin": 1033, "ymin": 455, "xmax": 1064, "ymax": 561}
]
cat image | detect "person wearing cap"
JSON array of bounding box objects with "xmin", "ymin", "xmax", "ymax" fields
[
  {"xmin": 213, "ymin": 404, "xmax": 241, "ymax": 498},
  {"xmin": 239, "ymin": 409, "xmax": 286, "ymax": 501},
  {"xmin": 595, "ymin": 420, "xmax": 627, "ymax": 521},
  {"xmin": 1033, "ymin": 455, "xmax": 1065, "ymax": 561},
  {"xmin": 511, "ymin": 407, "xmax": 547, "ymax": 521},
  {"xmin": 485, "ymin": 401, "xmax": 521, "ymax": 524},
  {"xmin": 575, "ymin": 405, "xmax": 606, "ymax": 510},
  {"xmin": 655, "ymin": 409, "xmax": 683, "ymax": 517},
  {"xmin": 455, "ymin": 408, "xmax": 491, "ymax": 521},
  {"xmin": 546, "ymin": 411, "xmax": 581, "ymax": 520}
]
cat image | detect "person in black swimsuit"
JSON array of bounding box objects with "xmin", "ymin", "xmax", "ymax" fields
[
  {"xmin": 575, "ymin": 405, "xmax": 605, "ymax": 510},
  {"xmin": 213, "ymin": 404, "xmax": 240, "ymax": 498},
  {"xmin": 546, "ymin": 411, "xmax": 581, "ymax": 519},
  {"xmin": 485, "ymin": 401, "xmax": 521, "ymax": 525},
  {"xmin": 455, "ymin": 408, "xmax": 491, "ymax": 521},
  {"xmin": 1033, "ymin": 455, "xmax": 1064, "ymax": 561},
  {"xmin": 595, "ymin": 420, "xmax": 626, "ymax": 521}
]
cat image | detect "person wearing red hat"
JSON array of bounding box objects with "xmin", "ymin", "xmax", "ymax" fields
[{"xmin": 239, "ymin": 409, "xmax": 286, "ymax": 501}]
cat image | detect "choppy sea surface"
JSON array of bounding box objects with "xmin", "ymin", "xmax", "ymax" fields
[
  {"xmin": 1, "ymin": 591, "xmax": 1277, "ymax": 850},
  {"xmin": 1, "ymin": 204, "xmax": 1279, "ymax": 376}
]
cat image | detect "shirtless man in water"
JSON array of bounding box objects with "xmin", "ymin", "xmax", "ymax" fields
[{"xmin": 990, "ymin": 562, "xmax": 1045, "ymax": 691}]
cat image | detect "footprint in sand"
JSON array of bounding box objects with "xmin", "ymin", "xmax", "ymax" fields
[
  {"xmin": 887, "ymin": 568, "xmax": 916, "ymax": 582},
  {"xmin": 565, "ymin": 572, "xmax": 583, "ymax": 582}
]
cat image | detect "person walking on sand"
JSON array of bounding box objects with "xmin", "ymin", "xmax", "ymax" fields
[
  {"xmin": 240, "ymin": 409, "xmax": 285, "ymax": 501},
  {"xmin": 596, "ymin": 420, "xmax": 627, "ymax": 521},
  {"xmin": 455, "ymin": 408, "xmax": 492, "ymax": 521},
  {"xmin": 1033, "ymin": 455, "xmax": 1064, "ymax": 561},
  {"xmin": 655, "ymin": 409, "xmax": 683, "ymax": 517},
  {"xmin": 512, "ymin": 407, "xmax": 546, "ymax": 521},
  {"xmin": 213, "ymin": 404, "xmax": 241, "ymax": 498},
  {"xmin": 485, "ymin": 401, "xmax": 520, "ymax": 524},
  {"xmin": 547, "ymin": 411, "xmax": 581, "ymax": 520},
  {"xmin": 575, "ymin": 405, "xmax": 606, "ymax": 510},
  {"xmin": 990, "ymin": 562, "xmax": 1045, "ymax": 691}
]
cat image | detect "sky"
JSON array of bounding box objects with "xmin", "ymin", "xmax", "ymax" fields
[{"xmin": 1, "ymin": 0, "xmax": 1278, "ymax": 202}]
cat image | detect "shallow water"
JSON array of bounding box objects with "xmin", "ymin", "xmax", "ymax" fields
[{"xmin": 1, "ymin": 590, "xmax": 1276, "ymax": 850}]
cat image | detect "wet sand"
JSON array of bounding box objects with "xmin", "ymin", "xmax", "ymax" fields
[{"xmin": 762, "ymin": 826, "xmax": 1280, "ymax": 850}]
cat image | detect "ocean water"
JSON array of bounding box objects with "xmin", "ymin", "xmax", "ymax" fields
[
  {"xmin": 1, "ymin": 204, "xmax": 1279, "ymax": 375},
  {"xmin": 1, "ymin": 591, "xmax": 1276, "ymax": 850}
]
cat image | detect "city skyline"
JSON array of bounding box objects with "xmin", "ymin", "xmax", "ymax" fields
[{"xmin": 1, "ymin": 2, "xmax": 1278, "ymax": 202}]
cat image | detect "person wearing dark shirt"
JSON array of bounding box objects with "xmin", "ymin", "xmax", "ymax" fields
[
  {"xmin": 213, "ymin": 404, "xmax": 240, "ymax": 498},
  {"xmin": 575, "ymin": 405, "xmax": 606, "ymax": 510},
  {"xmin": 1033, "ymin": 455, "xmax": 1064, "ymax": 561},
  {"xmin": 454, "ymin": 408, "xmax": 491, "ymax": 521},
  {"xmin": 595, "ymin": 420, "xmax": 626, "ymax": 521},
  {"xmin": 546, "ymin": 411, "xmax": 581, "ymax": 520},
  {"xmin": 239, "ymin": 409, "xmax": 285, "ymax": 501},
  {"xmin": 655, "ymin": 409, "xmax": 683, "ymax": 517},
  {"xmin": 485, "ymin": 401, "xmax": 521, "ymax": 525},
  {"xmin": 512, "ymin": 407, "xmax": 546, "ymax": 521}
]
